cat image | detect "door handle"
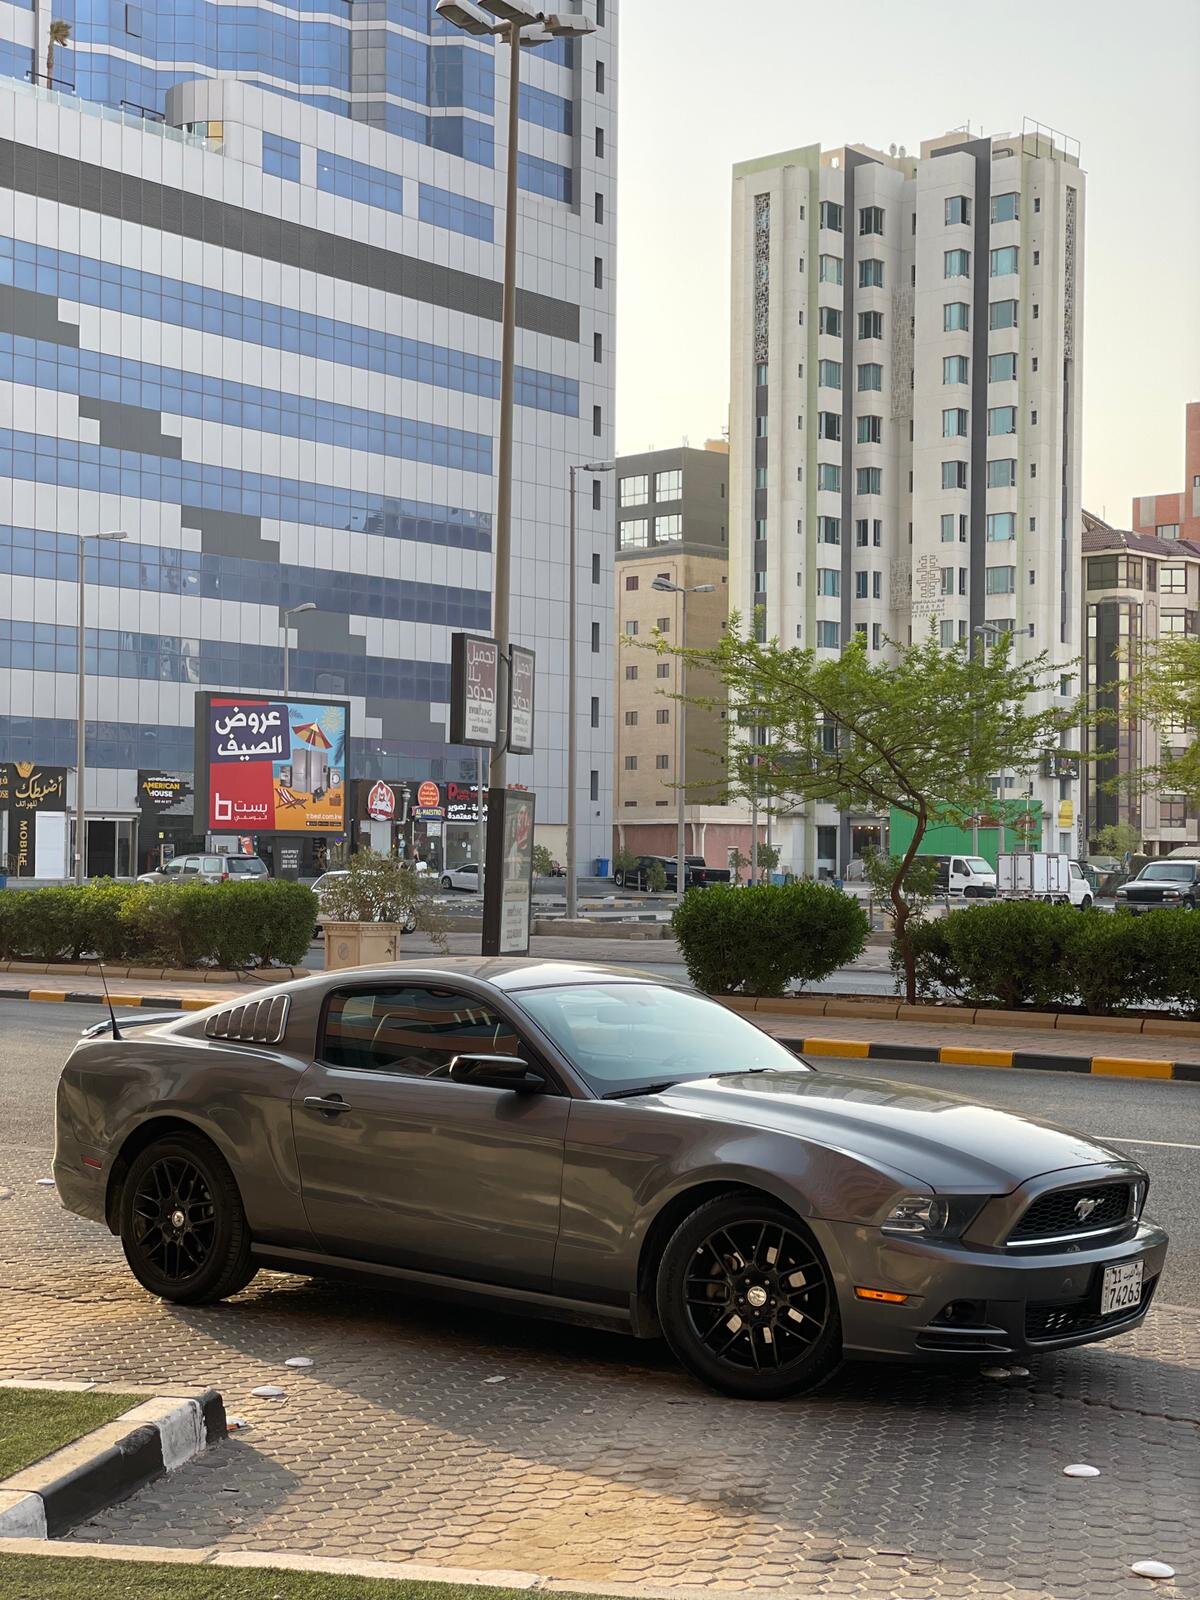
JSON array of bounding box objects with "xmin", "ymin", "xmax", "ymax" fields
[{"xmin": 303, "ymin": 1095, "xmax": 353, "ymax": 1115}]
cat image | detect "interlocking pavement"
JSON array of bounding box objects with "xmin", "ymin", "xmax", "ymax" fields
[{"xmin": 1, "ymin": 1144, "xmax": 1197, "ymax": 1599}]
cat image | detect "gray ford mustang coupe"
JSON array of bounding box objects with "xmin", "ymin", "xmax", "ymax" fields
[{"xmin": 54, "ymin": 959, "xmax": 1168, "ymax": 1400}]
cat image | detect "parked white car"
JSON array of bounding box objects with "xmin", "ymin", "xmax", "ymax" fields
[
  {"xmin": 440, "ymin": 863, "xmax": 481, "ymax": 893},
  {"xmin": 310, "ymin": 871, "xmax": 419, "ymax": 933}
]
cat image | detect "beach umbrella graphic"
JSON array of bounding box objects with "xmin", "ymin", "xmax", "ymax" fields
[{"xmin": 292, "ymin": 721, "xmax": 332, "ymax": 749}]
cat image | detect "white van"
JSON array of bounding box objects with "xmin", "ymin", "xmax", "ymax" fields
[{"xmin": 930, "ymin": 854, "xmax": 998, "ymax": 898}]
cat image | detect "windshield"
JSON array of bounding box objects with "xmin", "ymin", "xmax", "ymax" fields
[
  {"xmin": 516, "ymin": 982, "xmax": 807, "ymax": 1097},
  {"xmin": 1139, "ymin": 862, "xmax": 1195, "ymax": 880},
  {"xmin": 964, "ymin": 857, "xmax": 994, "ymax": 875}
]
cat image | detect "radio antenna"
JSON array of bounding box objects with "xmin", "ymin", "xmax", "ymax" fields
[{"xmin": 97, "ymin": 963, "xmax": 123, "ymax": 1041}]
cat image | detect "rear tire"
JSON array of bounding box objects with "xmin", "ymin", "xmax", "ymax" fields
[
  {"xmin": 656, "ymin": 1194, "xmax": 842, "ymax": 1400},
  {"xmin": 441, "ymin": 875, "xmax": 453, "ymax": 889},
  {"xmin": 119, "ymin": 1132, "xmax": 256, "ymax": 1306},
  {"xmin": 613, "ymin": 871, "xmax": 625, "ymax": 888},
  {"xmin": 1079, "ymin": 895, "xmax": 1093, "ymax": 911}
]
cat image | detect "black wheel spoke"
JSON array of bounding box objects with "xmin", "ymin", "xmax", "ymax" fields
[{"xmin": 131, "ymin": 1156, "xmax": 217, "ymax": 1283}]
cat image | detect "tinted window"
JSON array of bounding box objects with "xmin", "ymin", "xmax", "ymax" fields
[
  {"xmin": 321, "ymin": 987, "xmax": 523, "ymax": 1077},
  {"xmin": 204, "ymin": 857, "xmax": 224, "ymax": 873},
  {"xmin": 517, "ymin": 983, "xmax": 806, "ymax": 1096},
  {"xmin": 227, "ymin": 857, "xmax": 267, "ymax": 876},
  {"xmin": 1139, "ymin": 863, "xmax": 1195, "ymax": 881}
]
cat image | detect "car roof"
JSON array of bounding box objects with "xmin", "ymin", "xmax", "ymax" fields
[{"xmin": 325, "ymin": 956, "xmax": 673, "ymax": 992}]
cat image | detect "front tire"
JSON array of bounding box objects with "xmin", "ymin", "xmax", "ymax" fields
[
  {"xmin": 613, "ymin": 871, "xmax": 625, "ymax": 888},
  {"xmin": 119, "ymin": 1133, "xmax": 256, "ymax": 1305},
  {"xmin": 1079, "ymin": 895, "xmax": 1093, "ymax": 911},
  {"xmin": 656, "ymin": 1194, "xmax": 842, "ymax": 1400},
  {"xmin": 441, "ymin": 875, "xmax": 453, "ymax": 889}
]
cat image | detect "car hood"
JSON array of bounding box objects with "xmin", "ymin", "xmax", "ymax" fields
[{"xmin": 650, "ymin": 1070, "xmax": 1134, "ymax": 1194}]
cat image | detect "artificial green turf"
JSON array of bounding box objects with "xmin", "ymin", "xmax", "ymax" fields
[
  {"xmin": 0, "ymin": 1557, "xmax": 620, "ymax": 1600},
  {"xmin": 0, "ymin": 1389, "xmax": 144, "ymax": 1480}
]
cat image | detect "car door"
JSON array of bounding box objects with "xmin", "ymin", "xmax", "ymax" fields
[{"xmin": 291, "ymin": 982, "xmax": 570, "ymax": 1290}]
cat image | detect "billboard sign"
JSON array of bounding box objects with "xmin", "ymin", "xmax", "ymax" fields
[
  {"xmin": 508, "ymin": 645, "xmax": 535, "ymax": 755},
  {"xmin": 482, "ymin": 787, "xmax": 535, "ymax": 955},
  {"xmin": 194, "ymin": 694, "xmax": 349, "ymax": 835},
  {"xmin": 450, "ymin": 633, "xmax": 500, "ymax": 747},
  {"xmin": 137, "ymin": 771, "xmax": 194, "ymax": 817},
  {"xmin": 0, "ymin": 762, "xmax": 67, "ymax": 878}
]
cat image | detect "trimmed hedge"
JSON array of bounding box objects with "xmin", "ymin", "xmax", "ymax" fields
[
  {"xmin": 672, "ymin": 881, "xmax": 868, "ymax": 997},
  {"xmin": 0, "ymin": 880, "xmax": 316, "ymax": 969},
  {"xmin": 898, "ymin": 900, "xmax": 1200, "ymax": 1016}
]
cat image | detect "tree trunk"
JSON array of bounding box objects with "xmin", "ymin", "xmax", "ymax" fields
[
  {"xmin": 889, "ymin": 807, "xmax": 928, "ymax": 1006},
  {"xmin": 45, "ymin": 46, "xmax": 53, "ymax": 86}
]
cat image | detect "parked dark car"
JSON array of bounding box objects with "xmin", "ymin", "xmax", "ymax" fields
[
  {"xmin": 1114, "ymin": 859, "xmax": 1200, "ymax": 912},
  {"xmin": 613, "ymin": 855, "xmax": 731, "ymax": 891},
  {"xmin": 55, "ymin": 959, "xmax": 1166, "ymax": 1402}
]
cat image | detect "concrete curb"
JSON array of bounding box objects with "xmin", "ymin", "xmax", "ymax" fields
[
  {"xmin": 783, "ymin": 1035, "xmax": 1200, "ymax": 1082},
  {"xmin": 720, "ymin": 992, "xmax": 1200, "ymax": 1040},
  {"xmin": 0, "ymin": 1383, "xmax": 225, "ymax": 1538},
  {"xmin": 0, "ymin": 987, "xmax": 211, "ymax": 1011}
]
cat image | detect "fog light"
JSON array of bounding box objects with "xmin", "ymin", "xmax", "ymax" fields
[{"xmin": 855, "ymin": 1286, "xmax": 909, "ymax": 1304}]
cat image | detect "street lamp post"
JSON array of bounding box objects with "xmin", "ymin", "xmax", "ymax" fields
[
  {"xmin": 281, "ymin": 602, "xmax": 316, "ymax": 695},
  {"xmin": 436, "ymin": 1, "xmax": 595, "ymax": 797},
  {"xmin": 74, "ymin": 531, "xmax": 127, "ymax": 884},
  {"xmin": 566, "ymin": 460, "xmax": 612, "ymax": 919},
  {"xmin": 652, "ymin": 577, "xmax": 716, "ymax": 905}
]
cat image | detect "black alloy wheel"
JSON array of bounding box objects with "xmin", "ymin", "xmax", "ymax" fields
[
  {"xmin": 119, "ymin": 1133, "xmax": 256, "ymax": 1304},
  {"xmin": 657, "ymin": 1195, "xmax": 842, "ymax": 1400}
]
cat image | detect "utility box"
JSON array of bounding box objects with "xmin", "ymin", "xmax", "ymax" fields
[{"xmin": 998, "ymin": 852, "xmax": 1069, "ymax": 899}]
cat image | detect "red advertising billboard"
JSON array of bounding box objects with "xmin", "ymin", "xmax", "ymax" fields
[{"xmin": 193, "ymin": 693, "xmax": 349, "ymax": 835}]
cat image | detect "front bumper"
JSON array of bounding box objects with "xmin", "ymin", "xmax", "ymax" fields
[{"xmin": 815, "ymin": 1217, "xmax": 1169, "ymax": 1362}]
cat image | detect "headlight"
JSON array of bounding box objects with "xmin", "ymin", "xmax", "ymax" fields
[
  {"xmin": 1132, "ymin": 1178, "xmax": 1148, "ymax": 1218},
  {"xmin": 1163, "ymin": 889, "xmax": 1181, "ymax": 898},
  {"xmin": 1115, "ymin": 887, "xmax": 1128, "ymax": 897},
  {"xmin": 882, "ymin": 1194, "xmax": 982, "ymax": 1240}
]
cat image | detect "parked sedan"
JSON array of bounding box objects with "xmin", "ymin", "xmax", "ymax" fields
[
  {"xmin": 54, "ymin": 960, "xmax": 1167, "ymax": 1401},
  {"xmin": 137, "ymin": 853, "xmax": 269, "ymax": 885},
  {"xmin": 440, "ymin": 863, "xmax": 481, "ymax": 892}
]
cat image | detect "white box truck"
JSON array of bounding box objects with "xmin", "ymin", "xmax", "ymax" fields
[{"xmin": 998, "ymin": 853, "xmax": 1093, "ymax": 908}]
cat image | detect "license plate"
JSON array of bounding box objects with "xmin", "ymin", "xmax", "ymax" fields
[{"xmin": 1100, "ymin": 1259, "xmax": 1144, "ymax": 1317}]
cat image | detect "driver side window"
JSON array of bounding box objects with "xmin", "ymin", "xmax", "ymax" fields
[{"xmin": 320, "ymin": 986, "xmax": 524, "ymax": 1079}]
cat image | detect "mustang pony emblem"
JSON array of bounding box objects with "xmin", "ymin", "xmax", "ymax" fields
[{"xmin": 1075, "ymin": 1196, "xmax": 1099, "ymax": 1223}]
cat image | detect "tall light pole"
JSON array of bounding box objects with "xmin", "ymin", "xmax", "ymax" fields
[
  {"xmin": 281, "ymin": 602, "xmax": 316, "ymax": 695},
  {"xmin": 74, "ymin": 531, "xmax": 127, "ymax": 884},
  {"xmin": 436, "ymin": 0, "xmax": 595, "ymax": 796},
  {"xmin": 566, "ymin": 460, "xmax": 612, "ymax": 919},
  {"xmin": 652, "ymin": 577, "xmax": 716, "ymax": 904}
]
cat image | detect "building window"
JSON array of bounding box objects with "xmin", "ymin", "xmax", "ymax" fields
[
  {"xmin": 944, "ymin": 249, "xmax": 971, "ymax": 279},
  {"xmin": 818, "ymin": 411, "xmax": 842, "ymax": 441},
  {"xmin": 987, "ymin": 406, "xmax": 1017, "ymax": 436},
  {"xmin": 1030, "ymin": 408, "xmax": 1038, "ymax": 426},
  {"xmin": 596, "ymin": 127, "xmax": 605, "ymax": 158},
  {"xmin": 872, "ymin": 623, "xmax": 882, "ymax": 650},
  {"xmin": 944, "ymin": 302, "xmax": 970, "ymax": 332},
  {"xmin": 858, "ymin": 258, "xmax": 884, "ymax": 288},
  {"xmin": 857, "ymin": 415, "xmax": 882, "ymax": 445},
  {"xmin": 942, "ymin": 460, "xmax": 968, "ymax": 489},
  {"xmin": 624, "ymin": 575, "xmax": 639, "ymax": 591},
  {"xmin": 1160, "ymin": 565, "xmax": 1187, "ymax": 595},
  {"xmin": 858, "ymin": 310, "xmax": 883, "ymax": 340},
  {"xmin": 754, "ymin": 519, "xmax": 768, "ymax": 542},
  {"xmin": 985, "ymin": 566, "xmax": 1016, "ymax": 595},
  {"xmin": 624, "ymin": 755, "xmax": 637, "ymax": 771},
  {"xmin": 990, "ymin": 245, "xmax": 1019, "ymax": 277},
  {"xmin": 593, "ymin": 404, "xmax": 602, "ymax": 437},
  {"xmin": 590, "ymin": 696, "xmax": 599, "ymax": 727},
  {"xmin": 989, "ymin": 300, "xmax": 1019, "ymax": 330},
  {"xmin": 817, "ymin": 516, "xmax": 842, "ymax": 544},
  {"xmin": 620, "ymin": 518, "xmax": 649, "ymax": 549},
  {"xmin": 596, "ymin": 59, "xmax": 604, "ymax": 92},
  {"xmin": 818, "ymin": 359, "xmax": 843, "ymax": 389},
  {"xmin": 1157, "ymin": 524, "xmax": 1180, "ymax": 540},
  {"xmin": 592, "ymin": 621, "xmax": 601, "ymax": 652},
  {"xmin": 624, "ymin": 665, "xmax": 638, "ymax": 680},
  {"xmin": 987, "ymin": 458, "xmax": 1017, "ymax": 487},
  {"xmin": 816, "ymin": 621, "xmax": 841, "ymax": 648},
  {"xmin": 620, "ymin": 475, "xmax": 648, "ymax": 507},
  {"xmin": 592, "ymin": 552, "xmax": 601, "ymax": 583},
  {"xmin": 654, "ymin": 468, "xmax": 682, "ymax": 499},
  {"xmin": 873, "ymin": 519, "xmax": 882, "ymax": 546},
  {"xmin": 817, "ymin": 463, "xmax": 841, "ymax": 492},
  {"xmin": 590, "ymin": 770, "xmax": 599, "ymax": 801},
  {"xmin": 656, "ymin": 662, "xmax": 670, "ymax": 678},
  {"xmin": 991, "ymin": 192, "xmax": 1020, "ymax": 224},
  {"xmin": 819, "ymin": 200, "xmax": 843, "ymax": 231},
  {"xmin": 819, "ymin": 306, "xmax": 842, "ymax": 336},
  {"xmin": 755, "ymin": 466, "xmax": 768, "ymax": 488},
  {"xmin": 942, "ymin": 408, "xmax": 968, "ymax": 438},
  {"xmin": 656, "ymin": 754, "xmax": 670, "ymax": 770},
  {"xmin": 945, "ymin": 194, "xmax": 971, "ymax": 225},
  {"xmin": 856, "ymin": 466, "xmax": 882, "ymax": 495},
  {"xmin": 593, "ymin": 480, "xmax": 602, "ymax": 511},
  {"xmin": 1161, "ymin": 797, "xmax": 1188, "ymax": 828},
  {"xmin": 940, "ymin": 514, "xmax": 956, "ymax": 542},
  {"xmin": 856, "ymin": 518, "xmax": 869, "ymax": 546},
  {"xmin": 859, "ymin": 205, "xmax": 885, "ymax": 235},
  {"xmin": 855, "ymin": 571, "xmax": 868, "ymax": 599},
  {"xmin": 624, "ymin": 710, "xmax": 638, "ymax": 726},
  {"xmin": 987, "ymin": 512, "xmax": 1016, "ymax": 541},
  {"xmin": 940, "ymin": 619, "xmax": 956, "ymax": 647},
  {"xmin": 593, "ymin": 331, "xmax": 603, "ymax": 363},
  {"xmin": 594, "ymin": 256, "xmax": 603, "ymax": 288},
  {"xmin": 943, "ymin": 355, "xmax": 969, "ymax": 384},
  {"xmin": 988, "ymin": 352, "xmax": 1018, "ymax": 382},
  {"xmin": 818, "ymin": 254, "xmax": 844, "ymax": 284},
  {"xmin": 595, "ymin": 193, "xmax": 604, "ymax": 224},
  {"xmin": 262, "ymin": 133, "xmax": 302, "ymax": 182},
  {"xmin": 857, "ymin": 363, "xmax": 883, "ymax": 392},
  {"xmin": 656, "ymin": 709, "xmax": 670, "ymax": 725},
  {"xmin": 655, "ymin": 514, "xmax": 683, "ymax": 542},
  {"xmin": 625, "ymin": 619, "xmax": 638, "ymax": 636},
  {"xmin": 940, "ymin": 567, "xmax": 955, "ymax": 596}
]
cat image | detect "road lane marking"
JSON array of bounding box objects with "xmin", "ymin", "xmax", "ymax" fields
[{"xmin": 1095, "ymin": 1135, "xmax": 1200, "ymax": 1152}]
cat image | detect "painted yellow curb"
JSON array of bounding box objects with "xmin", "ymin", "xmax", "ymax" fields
[
  {"xmin": 26, "ymin": 990, "xmax": 67, "ymax": 1002},
  {"xmin": 1091, "ymin": 1057, "xmax": 1175, "ymax": 1080},
  {"xmin": 939, "ymin": 1046, "xmax": 1014, "ymax": 1068},
  {"xmin": 800, "ymin": 1038, "xmax": 871, "ymax": 1058}
]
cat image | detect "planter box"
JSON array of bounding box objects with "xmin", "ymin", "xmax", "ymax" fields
[{"xmin": 323, "ymin": 922, "xmax": 402, "ymax": 971}]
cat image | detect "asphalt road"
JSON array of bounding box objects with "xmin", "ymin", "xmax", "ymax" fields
[{"xmin": 4, "ymin": 999, "xmax": 1197, "ymax": 1306}]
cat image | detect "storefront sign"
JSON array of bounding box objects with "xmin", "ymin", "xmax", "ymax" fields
[
  {"xmin": 137, "ymin": 771, "xmax": 194, "ymax": 816},
  {"xmin": 450, "ymin": 633, "xmax": 500, "ymax": 747},
  {"xmin": 482, "ymin": 788, "xmax": 536, "ymax": 956},
  {"xmin": 194, "ymin": 694, "xmax": 349, "ymax": 835},
  {"xmin": 1, "ymin": 762, "xmax": 68, "ymax": 877},
  {"xmin": 366, "ymin": 781, "xmax": 397, "ymax": 821},
  {"xmin": 278, "ymin": 845, "xmax": 301, "ymax": 872},
  {"xmin": 444, "ymin": 782, "xmax": 487, "ymax": 822},
  {"xmin": 508, "ymin": 645, "xmax": 535, "ymax": 755}
]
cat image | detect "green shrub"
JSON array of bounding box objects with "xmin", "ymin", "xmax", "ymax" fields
[
  {"xmin": 672, "ymin": 881, "xmax": 868, "ymax": 997},
  {"xmin": 890, "ymin": 915, "xmax": 966, "ymax": 1002},
  {"xmin": 1060, "ymin": 911, "xmax": 1164, "ymax": 1016},
  {"xmin": 938, "ymin": 900, "xmax": 1076, "ymax": 1011},
  {"xmin": 646, "ymin": 860, "xmax": 668, "ymax": 894},
  {"xmin": 1146, "ymin": 910, "xmax": 1200, "ymax": 1017},
  {"xmin": 74, "ymin": 881, "xmax": 133, "ymax": 962},
  {"xmin": 1, "ymin": 886, "xmax": 81, "ymax": 961}
]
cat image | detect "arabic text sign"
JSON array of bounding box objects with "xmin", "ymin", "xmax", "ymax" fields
[
  {"xmin": 508, "ymin": 646, "xmax": 535, "ymax": 755},
  {"xmin": 199, "ymin": 695, "xmax": 348, "ymax": 835},
  {"xmin": 450, "ymin": 633, "xmax": 499, "ymax": 747},
  {"xmin": 482, "ymin": 787, "xmax": 535, "ymax": 955}
]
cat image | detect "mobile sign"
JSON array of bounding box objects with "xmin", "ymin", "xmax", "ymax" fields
[
  {"xmin": 450, "ymin": 633, "xmax": 500, "ymax": 747},
  {"xmin": 508, "ymin": 645, "xmax": 535, "ymax": 755},
  {"xmin": 481, "ymin": 787, "xmax": 536, "ymax": 956},
  {"xmin": 194, "ymin": 693, "xmax": 349, "ymax": 835}
]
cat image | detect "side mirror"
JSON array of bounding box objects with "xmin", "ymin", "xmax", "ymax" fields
[{"xmin": 447, "ymin": 1054, "xmax": 547, "ymax": 1093}]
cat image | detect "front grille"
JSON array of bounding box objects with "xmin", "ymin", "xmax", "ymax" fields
[
  {"xmin": 1009, "ymin": 1182, "xmax": 1130, "ymax": 1244},
  {"xmin": 1025, "ymin": 1275, "xmax": 1157, "ymax": 1343}
]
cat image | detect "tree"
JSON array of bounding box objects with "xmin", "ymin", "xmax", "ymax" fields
[
  {"xmin": 1093, "ymin": 822, "xmax": 1142, "ymax": 860},
  {"xmin": 1129, "ymin": 635, "xmax": 1200, "ymax": 806},
  {"xmin": 46, "ymin": 19, "xmax": 70, "ymax": 87},
  {"xmin": 646, "ymin": 859, "xmax": 668, "ymax": 894},
  {"xmin": 651, "ymin": 624, "xmax": 1082, "ymax": 1003},
  {"xmin": 755, "ymin": 841, "xmax": 780, "ymax": 874},
  {"xmin": 531, "ymin": 843, "xmax": 555, "ymax": 878},
  {"xmin": 318, "ymin": 849, "xmax": 446, "ymax": 946}
]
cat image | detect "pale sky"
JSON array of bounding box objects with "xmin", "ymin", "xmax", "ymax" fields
[{"xmin": 615, "ymin": 0, "xmax": 1200, "ymax": 524}]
